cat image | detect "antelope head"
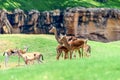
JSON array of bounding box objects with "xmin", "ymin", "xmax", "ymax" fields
[
  {"xmin": 59, "ymin": 34, "xmax": 66, "ymax": 42},
  {"xmin": 49, "ymin": 26, "xmax": 56, "ymax": 33}
]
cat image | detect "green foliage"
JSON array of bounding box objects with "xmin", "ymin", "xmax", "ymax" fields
[
  {"xmin": 0, "ymin": 0, "xmax": 120, "ymax": 11},
  {"xmin": 0, "ymin": 34, "xmax": 120, "ymax": 80}
]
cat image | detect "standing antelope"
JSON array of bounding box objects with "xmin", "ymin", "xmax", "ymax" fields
[
  {"xmin": 60, "ymin": 35, "xmax": 85, "ymax": 59},
  {"xmin": 49, "ymin": 27, "xmax": 68, "ymax": 60}
]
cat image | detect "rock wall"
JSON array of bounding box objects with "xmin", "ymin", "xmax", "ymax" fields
[
  {"xmin": 0, "ymin": 8, "xmax": 120, "ymax": 42},
  {"xmin": 64, "ymin": 7, "xmax": 120, "ymax": 42}
]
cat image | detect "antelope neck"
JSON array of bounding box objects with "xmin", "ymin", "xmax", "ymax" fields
[{"xmin": 54, "ymin": 28, "xmax": 62, "ymax": 45}]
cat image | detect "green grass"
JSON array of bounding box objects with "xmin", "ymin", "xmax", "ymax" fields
[
  {"xmin": 1, "ymin": 0, "xmax": 120, "ymax": 11},
  {"xmin": 0, "ymin": 34, "xmax": 120, "ymax": 80}
]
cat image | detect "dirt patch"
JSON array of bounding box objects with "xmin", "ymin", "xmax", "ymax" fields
[{"xmin": 0, "ymin": 62, "xmax": 25, "ymax": 70}]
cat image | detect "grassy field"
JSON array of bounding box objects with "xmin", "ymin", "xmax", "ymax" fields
[
  {"xmin": 0, "ymin": 34, "xmax": 120, "ymax": 80},
  {"xmin": 0, "ymin": 0, "xmax": 120, "ymax": 11}
]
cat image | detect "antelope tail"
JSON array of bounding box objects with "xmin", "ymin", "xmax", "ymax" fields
[
  {"xmin": 89, "ymin": 46, "xmax": 91, "ymax": 53},
  {"xmin": 40, "ymin": 54, "xmax": 44, "ymax": 60},
  {"xmin": 61, "ymin": 53, "xmax": 63, "ymax": 57},
  {"xmin": 3, "ymin": 52, "xmax": 5, "ymax": 56}
]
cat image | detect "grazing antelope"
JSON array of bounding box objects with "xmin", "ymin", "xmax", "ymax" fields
[
  {"xmin": 17, "ymin": 50, "xmax": 44, "ymax": 65},
  {"xmin": 3, "ymin": 47, "xmax": 28, "ymax": 67},
  {"xmin": 83, "ymin": 44, "xmax": 91, "ymax": 57},
  {"xmin": 56, "ymin": 44, "xmax": 69, "ymax": 60}
]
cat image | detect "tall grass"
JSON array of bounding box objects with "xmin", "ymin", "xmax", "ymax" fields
[{"xmin": 0, "ymin": 34, "xmax": 120, "ymax": 80}]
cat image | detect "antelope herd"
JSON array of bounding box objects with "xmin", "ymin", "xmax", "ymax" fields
[
  {"xmin": 3, "ymin": 6, "xmax": 120, "ymax": 67},
  {"xmin": 2, "ymin": 26, "xmax": 91, "ymax": 67},
  {"xmin": 49, "ymin": 27, "xmax": 91, "ymax": 60},
  {"xmin": 3, "ymin": 47, "xmax": 44, "ymax": 67}
]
